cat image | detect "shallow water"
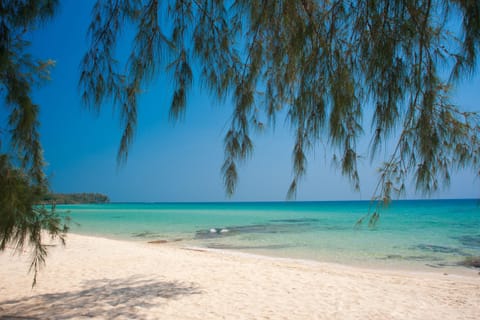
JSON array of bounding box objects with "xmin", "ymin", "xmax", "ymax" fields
[{"xmin": 58, "ymin": 199, "xmax": 480, "ymax": 273}]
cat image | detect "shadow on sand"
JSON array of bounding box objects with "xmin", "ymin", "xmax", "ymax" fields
[{"xmin": 0, "ymin": 275, "xmax": 202, "ymax": 319}]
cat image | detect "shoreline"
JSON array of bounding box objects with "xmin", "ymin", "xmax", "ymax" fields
[
  {"xmin": 1, "ymin": 233, "xmax": 479, "ymax": 319},
  {"xmin": 75, "ymin": 231, "xmax": 480, "ymax": 278},
  {"xmin": 74, "ymin": 232, "xmax": 480, "ymax": 278},
  {"xmin": 177, "ymin": 244, "xmax": 480, "ymax": 279}
]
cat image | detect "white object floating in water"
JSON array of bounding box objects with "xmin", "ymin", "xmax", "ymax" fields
[
  {"xmin": 220, "ymin": 229, "xmax": 229, "ymax": 233},
  {"xmin": 209, "ymin": 228, "xmax": 217, "ymax": 233}
]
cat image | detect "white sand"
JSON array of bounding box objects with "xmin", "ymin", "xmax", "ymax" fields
[{"xmin": 1, "ymin": 233, "xmax": 479, "ymax": 319}]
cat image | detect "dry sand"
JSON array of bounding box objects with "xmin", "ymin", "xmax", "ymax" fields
[{"xmin": 0, "ymin": 233, "xmax": 479, "ymax": 319}]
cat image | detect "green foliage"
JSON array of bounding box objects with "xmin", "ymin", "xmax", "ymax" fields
[
  {"xmin": 1, "ymin": 0, "xmax": 58, "ymax": 185},
  {"xmin": 41, "ymin": 193, "xmax": 110, "ymax": 204},
  {"xmin": 0, "ymin": 155, "xmax": 69, "ymax": 287},
  {"xmin": 80, "ymin": 0, "xmax": 480, "ymax": 214},
  {"xmin": 0, "ymin": 0, "xmax": 67, "ymax": 286}
]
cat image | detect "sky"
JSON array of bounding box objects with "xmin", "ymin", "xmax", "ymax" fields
[{"xmin": 14, "ymin": 0, "xmax": 480, "ymax": 202}]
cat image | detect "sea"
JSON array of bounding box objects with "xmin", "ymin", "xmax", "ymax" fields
[{"xmin": 57, "ymin": 199, "xmax": 480, "ymax": 274}]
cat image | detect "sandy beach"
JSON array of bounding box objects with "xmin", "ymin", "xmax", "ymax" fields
[{"xmin": 0, "ymin": 234, "xmax": 479, "ymax": 320}]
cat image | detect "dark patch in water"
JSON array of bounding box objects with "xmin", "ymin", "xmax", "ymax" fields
[
  {"xmin": 194, "ymin": 230, "xmax": 225, "ymax": 239},
  {"xmin": 414, "ymin": 244, "xmax": 468, "ymax": 255},
  {"xmin": 272, "ymin": 217, "xmax": 341, "ymax": 230},
  {"xmin": 406, "ymin": 255, "xmax": 444, "ymax": 262},
  {"xmin": 270, "ymin": 218, "xmax": 319, "ymax": 224},
  {"xmin": 206, "ymin": 243, "xmax": 293, "ymax": 250},
  {"xmin": 453, "ymin": 234, "xmax": 480, "ymax": 249},
  {"xmin": 132, "ymin": 231, "xmax": 162, "ymax": 238},
  {"xmin": 380, "ymin": 254, "xmax": 443, "ymax": 262},
  {"xmin": 194, "ymin": 223, "xmax": 311, "ymax": 239},
  {"xmin": 228, "ymin": 224, "xmax": 273, "ymax": 233},
  {"xmin": 194, "ymin": 225, "xmax": 266, "ymax": 239},
  {"xmin": 382, "ymin": 254, "xmax": 402, "ymax": 260},
  {"xmin": 195, "ymin": 218, "xmax": 323, "ymax": 240},
  {"xmin": 323, "ymin": 225, "xmax": 350, "ymax": 231}
]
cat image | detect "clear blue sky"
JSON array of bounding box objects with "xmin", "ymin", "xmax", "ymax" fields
[{"xmin": 25, "ymin": 0, "xmax": 479, "ymax": 202}]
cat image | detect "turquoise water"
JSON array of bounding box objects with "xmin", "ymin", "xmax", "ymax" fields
[{"xmin": 58, "ymin": 200, "xmax": 480, "ymax": 272}]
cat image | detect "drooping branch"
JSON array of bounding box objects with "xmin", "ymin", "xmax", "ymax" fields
[{"xmin": 78, "ymin": 0, "xmax": 480, "ymax": 202}]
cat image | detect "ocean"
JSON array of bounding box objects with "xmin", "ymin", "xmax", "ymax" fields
[{"xmin": 58, "ymin": 199, "xmax": 480, "ymax": 273}]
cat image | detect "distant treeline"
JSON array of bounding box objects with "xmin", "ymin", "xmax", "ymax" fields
[{"xmin": 41, "ymin": 193, "xmax": 110, "ymax": 204}]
